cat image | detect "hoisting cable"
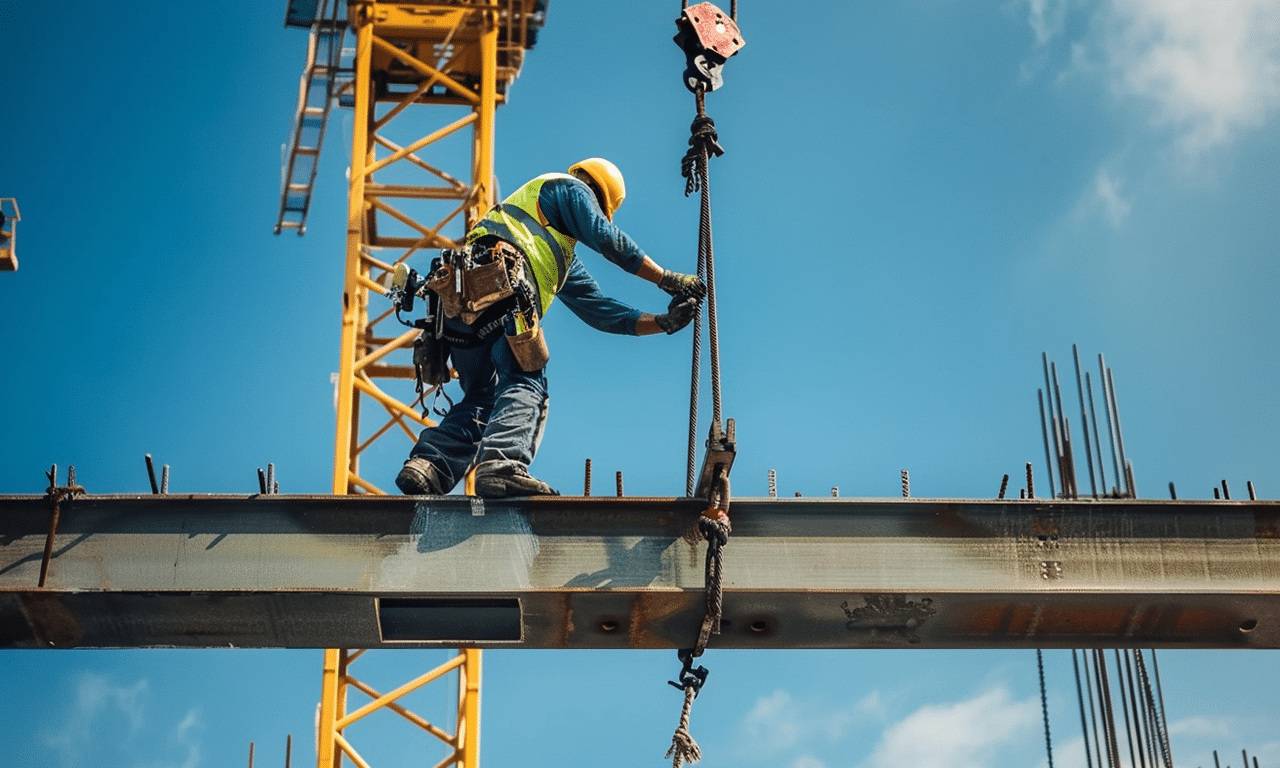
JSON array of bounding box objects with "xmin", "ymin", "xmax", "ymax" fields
[{"xmin": 666, "ymin": 4, "xmax": 744, "ymax": 766}]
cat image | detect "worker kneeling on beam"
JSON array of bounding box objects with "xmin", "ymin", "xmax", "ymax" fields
[{"xmin": 395, "ymin": 158, "xmax": 705, "ymax": 499}]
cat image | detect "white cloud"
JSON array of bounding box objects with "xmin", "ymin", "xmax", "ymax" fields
[
  {"xmin": 1167, "ymin": 713, "xmax": 1233, "ymax": 738},
  {"xmin": 1092, "ymin": 166, "xmax": 1132, "ymax": 226},
  {"xmin": 736, "ymin": 687, "xmax": 882, "ymax": 763},
  {"xmin": 1102, "ymin": 0, "xmax": 1280, "ymax": 154},
  {"xmin": 42, "ymin": 673, "xmax": 149, "ymax": 765},
  {"xmin": 863, "ymin": 686, "xmax": 1042, "ymax": 768},
  {"xmin": 170, "ymin": 708, "xmax": 204, "ymax": 768},
  {"xmin": 1027, "ymin": 0, "xmax": 1073, "ymax": 45}
]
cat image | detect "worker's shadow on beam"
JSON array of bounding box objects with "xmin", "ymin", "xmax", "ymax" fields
[
  {"xmin": 413, "ymin": 502, "xmax": 534, "ymax": 554},
  {"xmin": 563, "ymin": 537, "xmax": 671, "ymax": 588}
]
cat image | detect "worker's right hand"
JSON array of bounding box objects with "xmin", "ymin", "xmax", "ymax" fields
[
  {"xmin": 659, "ymin": 270, "xmax": 707, "ymax": 300},
  {"xmin": 655, "ymin": 296, "xmax": 700, "ymax": 335}
]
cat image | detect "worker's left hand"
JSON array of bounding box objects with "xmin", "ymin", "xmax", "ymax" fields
[
  {"xmin": 655, "ymin": 296, "xmax": 700, "ymax": 335},
  {"xmin": 659, "ymin": 270, "xmax": 707, "ymax": 300}
]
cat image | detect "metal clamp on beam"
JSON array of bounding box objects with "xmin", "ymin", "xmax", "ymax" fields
[{"xmin": 695, "ymin": 418, "xmax": 735, "ymax": 501}]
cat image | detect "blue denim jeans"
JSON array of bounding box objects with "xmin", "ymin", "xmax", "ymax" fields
[{"xmin": 408, "ymin": 319, "xmax": 549, "ymax": 494}]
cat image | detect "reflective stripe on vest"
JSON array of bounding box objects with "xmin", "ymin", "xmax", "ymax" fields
[{"xmin": 466, "ymin": 173, "xmax": 578, "ymax": 316}]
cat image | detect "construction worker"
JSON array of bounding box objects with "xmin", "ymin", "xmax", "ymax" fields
[{"xmin": 395, "ymin": 158, "xmax": 706, "ymax": 498}]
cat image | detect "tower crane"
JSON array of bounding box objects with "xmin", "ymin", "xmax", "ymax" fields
[{"xmin": 275, "ymin": 2, "xmax": 546, "ymax": 766}]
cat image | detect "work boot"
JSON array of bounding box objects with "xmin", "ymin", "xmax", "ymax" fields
[
  {"xmin": 395, "ymin": 457, "xmax": 445, "ymax": 495},
  {"xmin": 473, "ymin": 461, "xmax": 559, "ymax": 499}
]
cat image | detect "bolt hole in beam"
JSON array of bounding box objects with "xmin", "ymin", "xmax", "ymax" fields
[
  {"xmin": 599, "ymin": 619, "xmax": 620, "ymax": 633},
  {"xmin": 1240, "ymin": 619, "xmax": 1258, "ymax": 633},
  {"xmin": 749, "ymin": 619, "xmax": 770, "ymax": 633}
]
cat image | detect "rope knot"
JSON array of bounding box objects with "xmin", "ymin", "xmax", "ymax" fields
[{"xmin": 680, "ymin": 115, "xmax": 725, "ymax": 196}]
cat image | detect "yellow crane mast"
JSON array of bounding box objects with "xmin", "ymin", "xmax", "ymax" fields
[{"xmin": 276, "ymin": 2, "xmax": 546, "ymax": 766}]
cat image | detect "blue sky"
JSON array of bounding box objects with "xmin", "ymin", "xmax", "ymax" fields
[{"xmin": 2, "ymin": 1, "xmax": 1279, "ymax": 767}]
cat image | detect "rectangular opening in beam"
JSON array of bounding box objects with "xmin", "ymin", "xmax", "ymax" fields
[{"xmin": 378, "ymin": 597, "xmax": 521, "ymax": 642}]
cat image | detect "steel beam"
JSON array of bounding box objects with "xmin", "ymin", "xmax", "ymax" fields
[{"xmin": 2, "ymin": 494, "xmax": 1277, "ymax": 649}]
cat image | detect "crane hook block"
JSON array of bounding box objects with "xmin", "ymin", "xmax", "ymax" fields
[{"xmin": 673, "ymin": 2, "xmax": 745, "ymax": 94}]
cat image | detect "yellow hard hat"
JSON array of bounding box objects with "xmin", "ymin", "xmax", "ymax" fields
[{"xmin": 568, "ymin": 157, "xmax": 626, "ymax": 220}]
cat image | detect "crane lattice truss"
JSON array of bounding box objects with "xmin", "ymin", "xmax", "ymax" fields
[{"xmin": 274, "ymin": 2, "xmax": 544, "ymax": 766}]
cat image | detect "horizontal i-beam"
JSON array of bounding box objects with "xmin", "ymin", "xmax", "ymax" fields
[{"xmin": 1, "ymin": 494, "xmax": 1277, "ymax": 650}]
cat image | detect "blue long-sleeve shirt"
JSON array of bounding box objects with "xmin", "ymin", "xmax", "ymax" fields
[{"xmin": 536, "ymin": 177, "xmax": 649, "ymax": 335}]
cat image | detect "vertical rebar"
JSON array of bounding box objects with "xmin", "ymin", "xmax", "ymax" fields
[
  {"xmin": 285, "ymin": 734, "xmax": 292, "ymax": 768},
  {"xmin": 146, "ymin": 454, "xmax": 160, "ymax": 494},
  {"xmin": 1062, "ymin": 416, "xmax": 1078, "ymax": 499},
  {"xmin": 1096, "ymin": 649, "xmax": 1122, "ymax": 768},
  {"xmin": 248, "ymin": 741, "xmax": 254, "ymax": 768},
  {"xmin": 1214, "ymin": 487, "xmax": 1221, "ymax": 500},
  {"xmin": 1074, "ymin": 346, "xmax": 1098, "ymax": 497},
  {"xmin": 1122, "ymin": 650, "xmax": 1147, "ymax": 768},
  {"xmin": 1042, "ymin": 355, "xmax": 1059, "ymax": 497},
  {"xmin": 1248, "ymin": 481, "xmax": 1257, "ymax": 500},
  {"xmin": 901, "ymin": 470, "xmax": 910, "ymax": 498},
  {"xmin": 584, "ymin": 458, "xmax": 592, "ymax": 496},
  {"xmin": 160, "ymin": 465, "xmax": 169, "ymax": 494},
  {"xmin": 1051, "ymin": 362, "xmax": 1073, "ymax": 497},
  {"xmin": 1221, "ymin": 480, "xmax": 1231, "ymax": 500},
  {"xmin": 615, "ymin": 471, "xmax": 624, "ymax": 497},
  {"xmin": 258, "ymin": 468, "xmax": 268, "ymax": 494},
  {"xmin": 998, "ymin": 474, "xmax": 1009, "ymax": 499},
  {"xmin": 1073, "ymin": 650, "xmax": 1096, "ymax": 768},
  {"xmin": 1027, "ymin": 463, "xmax": 1036, "ymax": 500},
  {"xmin": 1038, "ymin": 389, "xmax": 1057, "ymax": 499},
  {"xmin": 1150, "ymin": 649, "xmax": 1172, "ymax": 768},
  {"xmin": 1083, "ymin": 649, "xmax": 1106, "ymax": 768},
  {"xmin": 1038, "ymin": 649, "xmax": 1056, "ymax": 768},
  {"xmin": 267, "ymin": 463, "xmax": 276, "ymax": 495},
  {"xmin": 1107, "ymin": 366, "xmax": 1131, "ymax": 496},
  {"xmin": 1086, "ymin": 371, "xmax": 1108, "ymax": 495},
  {"xmin": 767, "ymin": 469, "xmax": 777, "ymax": 498},
  {"xmin": 1099, "ymin": 355, "xmax": 1122, "ymax": 495},
  {"xmin": 1169, "ymin": 482, "xmax": 1177, "ymax": 500},
  {"xmin": 831, "ymin": 487, "xmax": 839, "ymax": 497}
]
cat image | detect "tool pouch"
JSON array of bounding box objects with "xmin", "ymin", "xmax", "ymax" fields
[
  {"xmin": 462, "ymin": 258, "xmax": 514, "ymax": 315},
  {"xmin": 506, "ymin": 315, "xmax": 550, "ymax": 372},
  {"xmin": 427, "ymin": 264, "xmax": 463, "ymax": 319},
  {"xmin": 413, "ymin": 331, "xmax": 451, "ymax": 388}
]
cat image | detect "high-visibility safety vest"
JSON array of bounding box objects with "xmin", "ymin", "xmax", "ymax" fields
[{"xmin": 466, "ymin": 173, "xmax": 579, "ymax": 316}]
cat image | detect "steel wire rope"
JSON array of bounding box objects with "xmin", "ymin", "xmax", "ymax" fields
[{"xmin": 684, "ymin": 89, "xmax": 724, "ymax": 495}]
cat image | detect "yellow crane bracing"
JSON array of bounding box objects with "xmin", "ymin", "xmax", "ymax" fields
[{"xmin": 276, "ymin": 2, "xmax": 547, "ymax": 766}]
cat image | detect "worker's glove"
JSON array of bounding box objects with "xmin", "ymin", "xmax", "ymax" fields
[
  {"xmin": 659, "ymin": 270, "xmax": 707, "ymax": 300},
  {"xmin": 655, "ymin": 296, "xmax": 700, "ymax": 335}
]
